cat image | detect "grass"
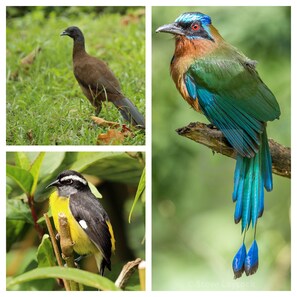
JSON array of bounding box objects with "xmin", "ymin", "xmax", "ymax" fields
[{"xmin": 6, "ymin": 8, "xmax": 145, "ymax": 145}]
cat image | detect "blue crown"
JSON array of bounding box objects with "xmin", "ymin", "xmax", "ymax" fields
[{"xmin": 175, "ymin": 12, "xmax": 212, "ymax": 26}]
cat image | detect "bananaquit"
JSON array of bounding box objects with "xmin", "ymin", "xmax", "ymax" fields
[{"xmin": 46, "ymin": 170, "xmax": 115, "ymax": 275}]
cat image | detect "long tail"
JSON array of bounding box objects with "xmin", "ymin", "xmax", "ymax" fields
[
  {"xmin": 232, "ymin": 128, "xmax": 272, "ymax": 278},
  {"xmin": 113, "ymin": 97, "xmax": 145, "ymax": 128}
]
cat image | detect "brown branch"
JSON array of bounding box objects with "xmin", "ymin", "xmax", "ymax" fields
[
  {"xmin": 115, "ymin": 258, "xmax": 142, "ymax": 289},
  {"xmin": 58, "ymin": 213, "xmax": 80, "ymax": 291},
  {"xmin": 58, "ymin": 214, "xmax": 75, "ymax": 268},
  {"xmin": 28, "ymin": 194, "xmax": 44, "ymax": 238},
  {"xmin": 44, "ymin": 213, "xmax": 71, "ymax": 291},
  {"xmin": 176, "ymin": 122, "xmax": 291, "ymax": 178}
]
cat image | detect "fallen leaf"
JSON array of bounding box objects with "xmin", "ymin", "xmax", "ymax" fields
[
  {"xmin": 91, "ymin": 116, "xmax": 121, "ymax": 128},
  {"xmin": 97, "ymin": 129, "xmax": 125, "ymax": 145},
  {"xmin": 20, "ymin": 46, "xmax": 41, "ymax": 68}
]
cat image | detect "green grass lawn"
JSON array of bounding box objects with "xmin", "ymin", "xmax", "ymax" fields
[{"xmin": 6, "ymin": 7, "xmax": 145, "ymax": 145}]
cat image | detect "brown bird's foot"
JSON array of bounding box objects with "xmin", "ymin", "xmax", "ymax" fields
[
  {"xmin": 73, "ymin": 255, "xmax": 89, "ymax": 269},
  {"xmin": 95, "ymin": 104, "xmax": 102, "ymax": 116},
  {"xmin": 55, "ymin": 233, "xmax": 60, "ymax": 241}
]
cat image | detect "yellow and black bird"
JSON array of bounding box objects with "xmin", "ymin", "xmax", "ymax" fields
[{"xmin": 46, "ymin": 170, "xmax": 115, "ymax": 275}]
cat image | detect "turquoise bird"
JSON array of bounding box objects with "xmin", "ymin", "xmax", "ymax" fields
[{"xmin": 156, "ymin": 12, "xmax": 280, "ymax": 278}]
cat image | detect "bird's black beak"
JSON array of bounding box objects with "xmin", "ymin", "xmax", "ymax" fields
[
  {"xmin": 156, "ymin": 23, "xmax": 185, "ymax": 36},
  {"xmin": 46, "ymin": 179, "xmax": 60, "ymax": 189},
  {"xmin": 60, "ymin": 30, "xmax": 69, "ymax": 37}
]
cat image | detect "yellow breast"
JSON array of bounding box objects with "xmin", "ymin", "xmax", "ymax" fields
[{"xmin": 49, "ymin": 191, "xmax": 97, "ymax": 255}]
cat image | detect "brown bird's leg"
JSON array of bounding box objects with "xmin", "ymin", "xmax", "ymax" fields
[
  {"xmin": 87, "ymin": 84, "xmax": 103, "ymax": 116},
  {"xmin": 95, "ymin": 101, "xmax": 102, "ymax": 116}
]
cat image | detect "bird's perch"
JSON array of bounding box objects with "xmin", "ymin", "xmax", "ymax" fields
[
  {"xmin": 176, "ymin": 122, "xmax": 291, "ymax": 178},
  {"xmin": 58, "ymin": 214, "xmax": 75, "ymax": 268},
  {"xmin": 58, "ymin": 213, "xmax": 80, "ymax": 291},
  {"xmin": 115, "ymin": 258, "xmax": 142, "ymax": 289},
  {"xmin": 44, "ymin": 213, "xmax": 71, "ymax": 291}
]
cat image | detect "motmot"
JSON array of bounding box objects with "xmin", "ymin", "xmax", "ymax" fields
[{"xmin": 156, "ymin": 12, "xmax": 280, "ymax": 278}]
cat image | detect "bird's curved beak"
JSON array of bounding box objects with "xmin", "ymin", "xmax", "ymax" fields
[
  {"xmin": 60, "ymin": 30, "xmax": 68, "ymax": 37},
  {"xmin": 46, "ymin": 179, "xmax": 60, "ymax": 189},
  {"xmin": 156, "ymin": 23, "xmax": 184, "ymax": 36}
]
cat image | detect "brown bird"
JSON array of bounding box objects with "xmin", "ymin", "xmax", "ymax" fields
[{"xmin": 60, "ymin": 26, "xmax": 145, "ymax": 128}]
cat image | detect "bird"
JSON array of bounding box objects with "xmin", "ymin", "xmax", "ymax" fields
[
  {"xmin": 60, "ymin": 26, "xmax": 145, "ymax": 128},
  {"xmin": 156, "ymin": 12, "xmax": 280, "ymax": 278},
  {"xmin": 46, "ymin": 169, "xmax": 115, "ymax": 276}
]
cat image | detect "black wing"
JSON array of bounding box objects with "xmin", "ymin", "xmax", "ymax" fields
[{"xmin": 69, "ymin": 190, "xmax": 112, "ymax": 270}]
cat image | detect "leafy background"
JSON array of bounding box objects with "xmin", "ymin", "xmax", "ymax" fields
[
  {"xmin": 6, "ymin": 6, "xmax": 145, "ymax": 145},
  {"xmin": 6, "ymin": 152, "xmax": 145, "ymax": 291},
  {"xmin": 152, "ymin": 6, "xmax": 291, "ymax": 290}
]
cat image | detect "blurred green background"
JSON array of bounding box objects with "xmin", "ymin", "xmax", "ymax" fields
[
  {"xmin": 152, "ymin": 6, "xmax": 290, "ymax": 290},
  {"xmin": 7, "ymin": 152, "xmax": 145, "ymax": 290}
]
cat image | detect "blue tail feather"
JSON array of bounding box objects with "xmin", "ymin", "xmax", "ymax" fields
[
  {"xmin": 233, "ymin": 156, "xmax": 246, "ymax": 224},
  {"xmin": 233, "ymin": 128, "xmax": 272, "ymax": 229},
  {"xmin": 244, "ymin": 240, "xmax": 259, "ymax": 276},
  {"xmin": 261, "ymin": 129, "xmax": 273, "ymax": 191},
  {"xmin": 258, "ymin": 180, "xmax": 264, "ymax": 218},
  {"xmin": 251, "ymin": 153, "xmax": 260, "ymax": 227},
  {"xmin": 232, "ymin": 243, "xmax": 247, "ymax": 279},
  {"xmin": 232, "ymin": 155, "xmax": 243, "ymax": 202},
  {"xmin": 232, "ymin": 128, "xmax": 273, "ymax": 278},
  {"xmin": 241, "ymin": 158, "xmax": 255, "ymax": 231}
]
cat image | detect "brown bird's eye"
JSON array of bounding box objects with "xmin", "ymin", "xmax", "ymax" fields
[{"xmin": 191, "ymin": 23, "xmax": 200, "ymax": 31}]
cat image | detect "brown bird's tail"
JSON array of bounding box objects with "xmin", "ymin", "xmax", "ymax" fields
[{"xmin": 113, "ymin": 97, "xmax": 145, "ymax": 128}]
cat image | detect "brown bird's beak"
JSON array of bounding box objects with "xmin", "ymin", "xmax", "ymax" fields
[
  {"xmin": 156, "ymin": 23, "xmax": 185, "ymax": 36},
  {"xmin": 60, "ymin": 30, "xmax": 69, "ymax": 37}
]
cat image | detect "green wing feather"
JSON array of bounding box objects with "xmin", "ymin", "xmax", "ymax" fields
[{"xmin": 187, "ymin": 44, "xmax": 280, "ymax": 122}]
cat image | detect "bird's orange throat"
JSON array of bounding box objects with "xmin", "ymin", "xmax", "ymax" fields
[{"xmin": 170, "ymin": 31, "xmax": 221, "ymax": 112}]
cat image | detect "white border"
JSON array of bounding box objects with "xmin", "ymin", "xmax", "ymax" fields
[{"xmin": 2, "ymin": 0, "xmax": 296, "ymax": 296}]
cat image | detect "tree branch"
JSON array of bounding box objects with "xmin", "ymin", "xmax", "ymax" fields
[
  {"xmin": 28, "ymin": 194, "xmax": 44, "ymax": 238},
  {"xmin": 58, "ymin": 213, "xmax": 80, "ymax": 291},
  {"xmin": 115, "ymin": 258, "xmax": 142, "ymax": 289},
  {"xmin": 44, "ymin": 213, "xmax": 71, "ymax": 291},
  {"xmin": 176, "ymin": 122, "xmax": 291, "ymax": 178}
]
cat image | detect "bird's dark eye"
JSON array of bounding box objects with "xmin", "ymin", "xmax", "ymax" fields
[{"xmin": 191, "ymin": 23, "xmax": 200, "ymax": 31}]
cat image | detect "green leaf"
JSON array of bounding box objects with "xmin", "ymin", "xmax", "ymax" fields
[
  {"xmin": 29, "ymin": 152, "xmax": 46, "ymax": 195},
  {"xmin": 6, "ymin": 199, "xmax": 33, "ymax": 224},
  {"xmin": 6, "ymin": 267, "xmax": 121, "ymax": 291},
  {"xmin": 71, "ymin": 152, "xmax": 123, "ymax": 172},
  {"xmin": 129, "ymin": 167, "xmax": 145, "ymax": 223},
  {"xmin": 88, "ymin": 182, "xmax": 102, "ymax": 198},
  {"xmin": 14, "ymin": 152, "xmax": 31, "ymax": 170},
  {"xmin": 39, "ymin": 152, "xmax": 65, "ymax": 179},
  {"xmin": 6, "ymin": 164, "xmax": 34, "ymax": 195},
  {"xmin": 72, "ymin": 152, "xmax": 143, "ymax": 184},
  {"xmin": 36, "ymin": 234, "xmax": 56, "ymax": 268},
  {"xmin": 6, "ymin": 220, "xmax": 26, "ymax": 251},
  {"xmin": 6, "ymin": 184, "xmax": 12, "ymax": 197}
]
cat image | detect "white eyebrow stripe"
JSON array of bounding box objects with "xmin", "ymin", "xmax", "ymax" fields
[{"xmin": 60, "ymin": 175, "xmax": 87, "ymax": 185}]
